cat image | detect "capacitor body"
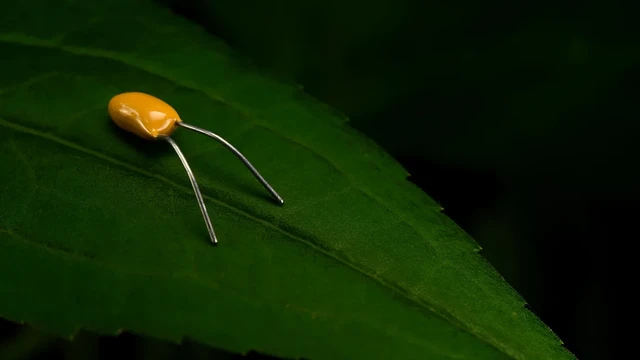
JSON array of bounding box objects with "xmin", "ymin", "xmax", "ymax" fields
[{"xmin": 108, "ymin": 92, "xmax": 181, "ymax": 140}]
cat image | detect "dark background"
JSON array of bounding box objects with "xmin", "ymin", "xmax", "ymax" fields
[{"xmin": 2, "ymin": 0, "xmax": 633, "ymax": 359}]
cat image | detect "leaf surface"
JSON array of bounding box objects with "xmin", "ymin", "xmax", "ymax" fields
[{"xmin": 0, "ymin": 1, "xmax": 572, "ymax": 359}]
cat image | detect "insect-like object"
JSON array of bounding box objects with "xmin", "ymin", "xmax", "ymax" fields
[{"xmin": 108, "ymin": 92, "xmax": 284, "ymax": 245}]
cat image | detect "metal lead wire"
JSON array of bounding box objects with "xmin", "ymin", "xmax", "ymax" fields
[
  {"xmin": 177, "ymin": 121, "xmax": 285, "ymax": 205},
  {"xmin": 162, "ymin": 135, "xmax": 218, "ymax": 245}
]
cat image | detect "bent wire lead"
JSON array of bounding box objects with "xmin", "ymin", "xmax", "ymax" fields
[{"xmin": 107, "ymin": 91, "xmax": 284, "ymax": 245}]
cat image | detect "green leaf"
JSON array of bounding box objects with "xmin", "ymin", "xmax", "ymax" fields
[{"xmin": 0, "ymin": 1, "xmax": 573, "ymax": 359}]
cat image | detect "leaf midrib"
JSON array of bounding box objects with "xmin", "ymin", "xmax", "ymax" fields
[
  {"xmin": 0, "ymin": 116, "xmax": 500, "ymax": 355},
  {"xmin": 0, "ymin": 34, "xmax": 508, "ymax": 357}
]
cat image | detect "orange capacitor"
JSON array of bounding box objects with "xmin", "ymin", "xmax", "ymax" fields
[
  {"xmin": 108, "ymin": 92, "xmax": 182, "ymax": 140},
  {"xmin": 107, "ymin": 92, "xmax": 284, "ymax": 245}
]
